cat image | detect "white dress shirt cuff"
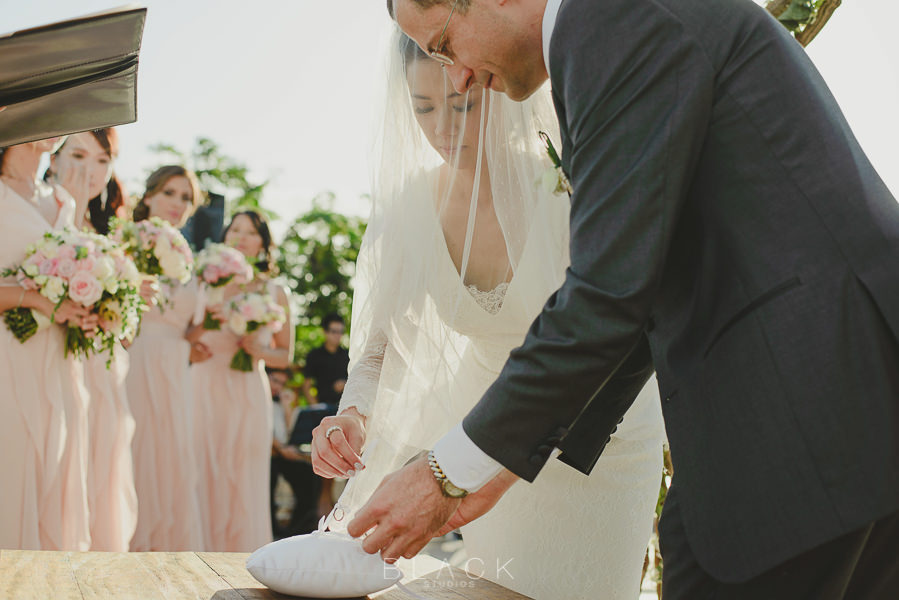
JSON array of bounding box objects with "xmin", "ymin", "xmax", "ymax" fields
[{"xmin": 433, "ymin": 423, "xmax": 504, "ymax": 493}]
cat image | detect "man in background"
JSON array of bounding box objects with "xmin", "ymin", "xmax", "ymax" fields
[
  {"xmin": 302, "ymin": 313, "xmax": 349, "ymax": 408},
  {"xmin": 301, "ymin": 313, "xmax": 349, "ymax": 515}
]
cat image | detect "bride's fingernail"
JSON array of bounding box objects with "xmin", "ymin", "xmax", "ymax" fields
[
  {"xmin": 354, "ymin": 463, "xmax": 364, "ymax": 470},
  {"xmin": 346, "ymin": 470, "xmax": 355, "ymax": 477}
]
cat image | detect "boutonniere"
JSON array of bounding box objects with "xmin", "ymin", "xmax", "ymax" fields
[{"xmin": 538, "ymin": 130, "xmax": 573, "ymax": 196}]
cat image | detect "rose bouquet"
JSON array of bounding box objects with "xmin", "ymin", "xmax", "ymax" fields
[
  {"xmin": 2, "ymin": 228, "xmax": 144, "ymax": 364},
  {"xmin": 110, "ymin": 216, "xmax": 194, "ymax": 285},
  {"xmin": 195, "ymin": 243, "xmax": 254, "ymax": 329},
  {"xmin": 224, "ymin": 291, "xmax": 286, "ymax": 371}
]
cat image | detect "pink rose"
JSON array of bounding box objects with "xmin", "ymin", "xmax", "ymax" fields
[
  {"xmin": 68, "ymin": 271, "xmax": 104, "ymax": 307},
  {"xmin": 203, "ymin": 265, "xmax": 222, "ymax": 283},
  {"xmin": 40, "ymin": 258, "xmax": 59, "ymax": 276},
  {"xmin": 17, "ymin": 274, "xmax": 37, "ymax": 290},
  {"xmin": 57, "ymin": 246, "xmax": 77, "ymax": 261},
  {"xmin": 77, "ymin": 256, "xmax": 96, "ymax": 272},
  {"xmin": 56, "ymin": 258, "xmax": 77, "ymax": 278}
]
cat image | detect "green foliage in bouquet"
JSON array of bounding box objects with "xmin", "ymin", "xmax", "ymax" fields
[
  {"xmin": 229, "ymin": 322, "xmax": 261, "ymax": 372},
  {"xmin": 3, "ymin": 307, "xmax": 39, "ymax": 343}
]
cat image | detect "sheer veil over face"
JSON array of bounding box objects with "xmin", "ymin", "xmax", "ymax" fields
[{"xmin": 327, "ymin": 27, "xmax": 570, "ymax": 529}]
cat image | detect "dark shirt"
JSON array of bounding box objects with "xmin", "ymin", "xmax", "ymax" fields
[{"xmin": 303, "ymin": 345, "xmax": 349, "ymax": 407}]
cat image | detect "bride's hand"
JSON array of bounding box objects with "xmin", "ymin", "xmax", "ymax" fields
[{"xmin": 311, "ymin": 408, "xmax": 366, "ymax": 478}]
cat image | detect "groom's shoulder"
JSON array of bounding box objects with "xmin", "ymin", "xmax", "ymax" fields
[
  {"xmin": 549, "ymin": 0, "xmax": 765, "ymax": 87},
  {"xmin": 551, "ymin": 0, "xmax": 757, "ymax": 52}
]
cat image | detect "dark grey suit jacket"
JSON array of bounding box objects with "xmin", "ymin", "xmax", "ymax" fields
[{"xmin": 464, "ymin": 0, "xmax": 899, "ymax": 583}]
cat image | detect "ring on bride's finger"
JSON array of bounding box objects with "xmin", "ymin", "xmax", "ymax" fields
[{"xmin": 325, "ymin": 425, "xmax": 343, "ymax": 439}]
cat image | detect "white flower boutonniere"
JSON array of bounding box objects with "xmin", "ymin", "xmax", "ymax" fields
[{"xmin": 539, "ymin": 130, "xmax": 573, "ymax": 196}]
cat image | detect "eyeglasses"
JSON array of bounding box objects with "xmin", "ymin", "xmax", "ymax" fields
[{"xmin": 429, "ymin": 0, "xmax": 460, "ymax": 66}]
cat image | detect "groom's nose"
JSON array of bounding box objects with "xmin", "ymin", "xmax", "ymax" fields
[{"xmin": 444, "ymin": 64, "xmax": 474, "ymax": 94}]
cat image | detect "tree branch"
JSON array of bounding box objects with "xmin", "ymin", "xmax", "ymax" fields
[
  {"xmin": 796, "ymin": 0, "xmax": 842, "ymax": 46},
  {"xmin": 765, "ymin": 0, "xmax": 794, "ymax": 19}
]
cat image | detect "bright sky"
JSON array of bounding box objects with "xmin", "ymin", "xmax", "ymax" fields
[{"xmin": 5, "ymin": 1, "xmax": 898, "ymax": 240}]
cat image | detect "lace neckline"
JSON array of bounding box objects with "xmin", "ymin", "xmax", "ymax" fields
[{"xmin": 466, "ymin": 282, "xmax": 510, "ymax": 315}]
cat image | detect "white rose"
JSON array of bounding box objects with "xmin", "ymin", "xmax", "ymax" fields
[
  {"xmin": 41, "ymin": 276, "xmax": 66, "ymax": 304},
  {"xmin": 159, "ymin": 252, "xmax": 187, "ymax": 282},
  {"xmin": 24, "ymin": 264, "xmax": 39, "ymax": 277},
  {"xmin": 248, "ymin": 294, "xmax": 267, "ymax": 317},
  {"xmin": 120, "ymin": 260, "xmax": 141, "ymax": 287},
  {"xmin": 228, "ymin": 313, "xmax": 248, "ymax": 336},
  {"xmin": 92, "ymin": 256, "xmax": 115, "ymax": 282},
  {"xmin": 41, "ymin": 244, "xmax": 59, "ymax": 259},
  {"xmin": 155, "ymin": 234, "xmax": 173, "ymax": 258}
]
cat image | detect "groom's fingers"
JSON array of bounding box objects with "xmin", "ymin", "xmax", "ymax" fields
[
  {"xmin": 347, "ymin": 502, "xmax": 380, "ymax": 540},
  {"xmin": 381, "ymin": 533, "xmax": 425, "ymax": 563}
]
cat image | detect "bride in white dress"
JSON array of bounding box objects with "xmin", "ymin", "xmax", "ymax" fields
[{"xmin": 312, "ymin": 29, "xmax": 666, "ymax": 599}]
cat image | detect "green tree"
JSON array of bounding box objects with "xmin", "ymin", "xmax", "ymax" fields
[
  {"xmin": 149, "ymin": 136, "xmax": 275, "ymax": 219},
  {"xmin": 276, "ymin": 192, "xmax": 367, "ymax": 360},
  {"xmin": 765, "ymin": 0, "xmax": 842, "ymax": 46}
]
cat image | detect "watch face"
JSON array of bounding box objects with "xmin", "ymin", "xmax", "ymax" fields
[{"xmin": 443, "ymin": 480, "xmax": 468, "ymax": 498}]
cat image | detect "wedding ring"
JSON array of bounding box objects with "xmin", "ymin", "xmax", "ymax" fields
[{"xmin": 325, "ymin": 425, "xmax": 343, "ymax": 440}]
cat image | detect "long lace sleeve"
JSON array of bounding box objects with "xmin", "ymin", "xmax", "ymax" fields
[{"xmin": 338, "ymin": 330, "xmax": 387, "ymax": 417}]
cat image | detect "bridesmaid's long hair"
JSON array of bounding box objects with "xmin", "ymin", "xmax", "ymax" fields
[
  {"xmin": 46, "ymin": 129, "xmax": 127, "ymax": 234},
  {"xmin": 133, "ymin": 165, "xmax": 203, "ymax": 224},
  {"xmin": 222, "ymin": 210, "xmax": 276, "ymax": 274}
]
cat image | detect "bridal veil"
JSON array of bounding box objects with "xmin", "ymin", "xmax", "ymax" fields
[{"xmin": 327, "ymin": 26, "xmax": 570, "ymax": 528}]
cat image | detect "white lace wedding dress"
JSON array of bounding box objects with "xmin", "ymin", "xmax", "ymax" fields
[{"xmin": 331, "ymin": 185, "xmax": 666, "ymax": 599}]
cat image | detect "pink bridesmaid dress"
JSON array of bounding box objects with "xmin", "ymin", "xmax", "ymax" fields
[
  {"xmin": 125, "ymin": 280, "xmax": 204, "ymax": 550},
  {"xmin": 191, "ymin": 285, "xmax": 273, "ymax": 551},
  {"xmin": 0, "ymin": 180, "xmax": 90, "ymax": 550},
  {"xmin": 82, "ymin": 345, "xmax": 138, "ymax": 551}
]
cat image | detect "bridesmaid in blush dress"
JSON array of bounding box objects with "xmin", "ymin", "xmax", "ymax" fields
[
  {"xmin": 189, "ymin": 211, "xmax": 293, "ymax": 551},
  {"xmin": 50, "ymin": 129, "xmax": 138, "ymax": 551},
  {"xmin": 125, "ymin": 165, "xmax": 205, "ymax": 551},
  {"xmin": 0, "ymin": 140, "xmax": 93, "ymax": 550}
]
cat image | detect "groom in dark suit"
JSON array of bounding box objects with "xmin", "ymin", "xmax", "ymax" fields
[{"xmin": 343, "ymin": 0, "xmax": 899, "ymax": 596}]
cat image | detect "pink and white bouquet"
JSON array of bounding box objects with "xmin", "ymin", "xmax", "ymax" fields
[
  {"xmin": 195, "ymin": 243, "xmax": 254, "ymax": 329},
  {"xmin": 2, "ymin": 228, "xmax": 144, "ymax": 364},
  {"xmin": 224, "ymin": 291, "xmax": 286, "ymax": 371},
  {"xmin": 111, "ymin": 216, "xmax": 194, "ymax": 285}
]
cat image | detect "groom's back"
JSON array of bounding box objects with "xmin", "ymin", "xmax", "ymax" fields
[{"xmin": 633, "ymin": 0, "xmax": 899, "ymax": 582}]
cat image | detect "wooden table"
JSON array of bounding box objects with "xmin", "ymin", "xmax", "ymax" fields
[{"xmin": 0, "ymin": 551, "xmax": 531, "ymax": 600}]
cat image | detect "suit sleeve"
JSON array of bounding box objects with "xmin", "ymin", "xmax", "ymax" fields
[{"xmin": 462, "ymin": 5, "xmax": 715, "ymax": 480}]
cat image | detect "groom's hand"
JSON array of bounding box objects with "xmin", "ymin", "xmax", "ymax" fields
[
  {"xmin": 348, "ymin": 457, "xmax": 460, "ymax": 562},
  {"xmin": 435, "ymin": 468, "xmax": 519, "ymax": 536}
]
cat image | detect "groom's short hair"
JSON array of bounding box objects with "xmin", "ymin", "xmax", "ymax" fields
[{"xmin": 387, "ymin": 0, "xmax": 472, "ymax": 19}]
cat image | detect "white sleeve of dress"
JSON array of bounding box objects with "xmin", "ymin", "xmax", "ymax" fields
[{"xmin": 338, "ymin": 330, "xmax": 387, "ymax": 417}]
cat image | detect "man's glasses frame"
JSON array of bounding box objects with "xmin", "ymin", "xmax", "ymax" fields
[{"xmin": 429, "ymin": 0, "xmax": 460, "ymax": 66}]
